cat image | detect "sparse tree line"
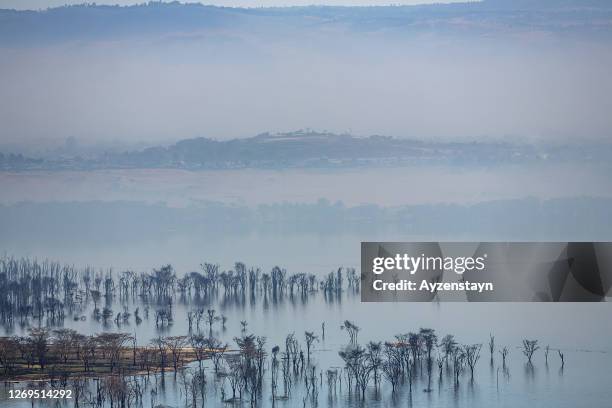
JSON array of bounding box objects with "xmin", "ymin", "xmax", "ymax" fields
[
  {"xmin": 0, "ymin": 256, "xmax": 359, "ymax": 330},
  {"xmin": 219, "ymin": 323, "xmax": 567, "ymax": 406},
  {"xmin": 0, "ymin": 328, "xmax": 229, "ymax": 379},
  {"xmin": 331, "ymin": 325, "xmax": 566, "ymax": 401},
  {"xmin": 1, "ymin": 322, "xmax": 568, "ymax": 407}
]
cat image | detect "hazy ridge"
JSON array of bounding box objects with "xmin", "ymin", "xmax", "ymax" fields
[
  {"xmin": 2, "ymin": 0, "xmax": 612, "ymax": 46},
  {"xmin": 2, "ymin": 130, "xmax": 612, "ymax": 170}
]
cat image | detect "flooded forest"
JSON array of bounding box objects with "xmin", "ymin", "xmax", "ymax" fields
[{"xmin": 0, "ymin": 255, "xmax": 603, "ymax": 408}]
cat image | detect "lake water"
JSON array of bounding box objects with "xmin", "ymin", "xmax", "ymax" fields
[
  {"xmin": 3, "ymin": 348, "xmax": 610, "ymax": 408},
  {"xmin": 1, "ymin": 167, "xmax": 612, "ymax": 407},
  {"xmin": 0, "ymin": 164, "xmax": 610, "ymax": 208},
  {"xmin": 1, "ymin": 285, "xmax": 611, "ymax": 407}
]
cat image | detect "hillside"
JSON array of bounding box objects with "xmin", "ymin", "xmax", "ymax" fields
[{"xmin": 2, "ymin": 131, "xmax": 611, "ymax": 170}]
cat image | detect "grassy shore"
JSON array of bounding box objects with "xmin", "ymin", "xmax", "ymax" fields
[{"xmin": 0, "ymin": 345, "xmax": 232, "ymax": 382}]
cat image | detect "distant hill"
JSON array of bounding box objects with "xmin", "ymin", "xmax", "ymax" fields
[
  {"xmin": 1, "ymin": 0, "xmax": 612, "ymax": 46},
  {"xmin": 2, "ymin": 130, "xmax": 611, "ymax": 170}
]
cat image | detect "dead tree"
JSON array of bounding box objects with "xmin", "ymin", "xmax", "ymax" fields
[
  {"xmin": 0, "ymin": 337, "xmax": 20, "ymax": 374},
  {"xmin": 341, "ymin": 320, "xmax": 360, "ymax": 344},
  {"xmin": 304, "ymin": 331, "xmax": 319, "ymax": 361},
  {"xmin": 452, "ymin": 348, "xmax": 466, "ymax": 386},
  {"xmin": 28, "ymin": 327, "xmax": 50, "ymax": 370},
  {"xmin": 339, "ymin": 344, "xmax": 373, "ymax": 399},
  {"xmin": 164, "ymin": 335, "xmax": 188, "ymax": 371},
  {"xmin": 499, "ymin": 346, "xmax": 509, "ymax": 367},
  {"xmin": 206, "ymin": 309, "xmax": 219, "ymax": 332},
  {"xmin": 522, "ymin": 339, "xmax": 540, "ymax": 364},
  {"xmin": 52, "ymin": 328, "xmax": 77, "ymax": 364},
  {"xmin": 204, "ymin": 336, "xmax": 227, "ymax": 374},
  {"xmin": 189, "ymin": 334, "xmax": 207, "ymax": 369},
  {"xmin": 151, "ymin": 336, "xmax": 168, "ymax": 373},
  {"xmin": 558, "ymin": 350, "xmax": 565, "ymax": 368},
  {"xmin": 439, "ymin": 334, "xmax": 457, "ymax": 365},
  {"xmin": 96, "ymin": 332, "xmax": 132, "ymax": 372},
  {"xmin": 381, "ymin": 343, "xmax": 402, "ymax": 393},
  {"xmin": 464, "ymin": 344, "xmax": 482, "ymax": 380}
]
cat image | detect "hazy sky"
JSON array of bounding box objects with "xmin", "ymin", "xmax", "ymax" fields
[
  {"xmin": 0, "ymin": 0, "xmax": 470, "ymax": 10},
  {"xmin": 1, "ymin": 0, "xmax": 611, "ymax": 151}
]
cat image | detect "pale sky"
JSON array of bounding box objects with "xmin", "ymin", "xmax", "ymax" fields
[{"xmin": 0, "ymin": 0, "xmax": 470, "ymax": 10}]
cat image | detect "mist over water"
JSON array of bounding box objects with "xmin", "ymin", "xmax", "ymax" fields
[{"xmin": 1, "ymin": 164, "xmax": 610, "ymax": 207}]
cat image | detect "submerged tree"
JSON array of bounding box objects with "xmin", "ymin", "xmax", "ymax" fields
[
  {"xmin": 341, "ymin": 320, "xmax": 360, "ymax": 344},
  {"xmin": 558, "ymin": 350, "xmax": 565, "ymax": 368},
  {"xmin": 339, "ymin": 344, "xmax": 373, "ymax": 399},
  {"xmin": 522, "ymin": 339, "xmax": 540, "ymax": 364},
  {"xmin": 367, "ymin": 341, "xmax": 383, "ymax": 389},
  {"xmin": 499, "ymin": 346, "xmax": 509, "ymax": 367},
  {"xmin": 439, "ymin": 334, "xmax": 457, "ymax": 365},
  {"xmin": 464, "ymin": 344, "xmax": 482, "ymax": 379},
  {"xmin": 381, "ymin": 342, "xmax": 402, "ymax": 393},
  {"xmin": 304, "ymin": 331, "xmax": 319, "ymax": 361},
  {"xmin": 206, "ymin": 309, "xmax": 220, "ymax": 332},
  {"xmin": 452, "ymin": 347, "xmax": 466, "ymax": 385}
]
